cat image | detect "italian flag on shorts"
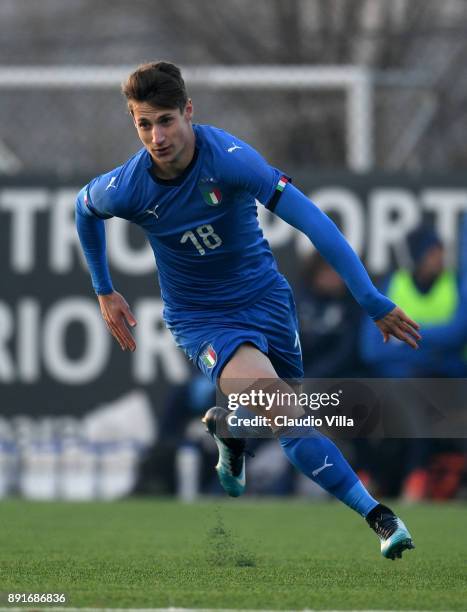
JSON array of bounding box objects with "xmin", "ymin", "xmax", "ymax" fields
[{"xmin": 201, "ymin": 345, "xmax": 217, "ymax": 368}]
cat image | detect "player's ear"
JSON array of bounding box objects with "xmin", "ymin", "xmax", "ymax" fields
[
  {"xmin": 127, "ymin": 103, "xmax": 137, "ymax": 127},
  {"xmin": 184, "ymin": 99, "xmax": 193, "ymax": 121}
]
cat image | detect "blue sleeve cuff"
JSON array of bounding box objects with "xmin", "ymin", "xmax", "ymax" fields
[{"xmin": 366, "ymin": 295, "xmax": 396, "ymax": 321}]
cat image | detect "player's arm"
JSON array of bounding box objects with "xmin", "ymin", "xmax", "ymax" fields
[
  {"xmin": 271, "ymin": 183, "xmax": 421, "ymax": 349},
  {"xmin": 75, "ymin": 187, "xmax": 137, "ymax": 352},
  {"xmin": 224, "ymin": 139, "xmax": 420, "ymax": 348}
]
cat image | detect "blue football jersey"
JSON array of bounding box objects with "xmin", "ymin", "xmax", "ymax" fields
[{"xmin": 78, "ymin": 124, "xmax": 289, "ymax": 320}]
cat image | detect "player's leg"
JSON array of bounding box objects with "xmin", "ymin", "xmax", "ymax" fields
[
  {"xmin": 204, "ymin": 341, "xmax": 305, "ymax": 497},
  {"xmin": 199, "ymin": 338, "xmax": 273, "ymax": 497},
  {"xmin": 244, "ymin": 282, "xmax": 415, "ymax": 559},
  {"xmin": 271, "ymin": 304, "xmax": 413, "ymax": 558},
  {"xmin": 218, "ymin": 343, "xmax": 378, "ymax": 514}
]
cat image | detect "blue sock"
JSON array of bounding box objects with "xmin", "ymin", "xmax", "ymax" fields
[{"xmin": 279, "ymin": 429, "xmax": 378, "ymax": 517}]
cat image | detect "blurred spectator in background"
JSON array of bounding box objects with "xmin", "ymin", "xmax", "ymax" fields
[
  {"xmin": 361, "ymin": 225, "xmax": 467, "ymax": 378},
  {"xmin": 359, "ymin": 224, "xmax": 467, "ymax": 501},
  {"xmin": 296, "ymin": 252, "xmax": 366, "ymax": 379}
]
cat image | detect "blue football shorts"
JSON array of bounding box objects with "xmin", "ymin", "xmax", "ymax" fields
[{"xmin": 166, "ymin": 278, "xmax": 304, "ymax": 384}]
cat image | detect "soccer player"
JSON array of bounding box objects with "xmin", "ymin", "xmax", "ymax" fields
[{"xmin": 76, "ymin": 61, "xmax": 419, "ymax": 559}]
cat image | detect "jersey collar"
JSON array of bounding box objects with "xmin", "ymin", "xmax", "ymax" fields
[{"xmin": 145, "ymin": 138, "xmax": 200, "ymax": 186}]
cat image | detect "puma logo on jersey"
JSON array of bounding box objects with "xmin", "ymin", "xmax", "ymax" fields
[
  {"xmin": 146, "ymin": 204, "xmax": 160, "ymax": 218},
  {"xmin": 105, "ymin": 176, "xmax": 117, "ymax": 190},
  {"xmin": 311, "ymin": 456, "xmax": 334, "ymax": 477},
  {"xmin": 227, "ymin": 143, "xmax": 242, "ymax": 153}
]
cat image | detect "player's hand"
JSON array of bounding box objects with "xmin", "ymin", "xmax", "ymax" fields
[
  {"xmin": 375, "ymin": 306, "xmax": 421, "ymax": 350},
  {"xmin": 97, "ymin": 291, "xmax": 137, "ymax": 352}
]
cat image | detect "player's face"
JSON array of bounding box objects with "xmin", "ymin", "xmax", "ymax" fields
[{"xmin": 131, "ymin": 100, "xmax": 194, "ymax": 172}]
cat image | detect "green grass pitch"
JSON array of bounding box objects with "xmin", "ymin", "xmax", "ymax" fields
[{"xmin": 0, "ymin": 499, "xmax": 465, "ymax": 610}]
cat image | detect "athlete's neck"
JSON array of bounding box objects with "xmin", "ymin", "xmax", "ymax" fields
[{"xmin": 150, "ymin": 131, "xmax": 196, "ymax": 181}]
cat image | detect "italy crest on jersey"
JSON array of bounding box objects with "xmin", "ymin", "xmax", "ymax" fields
[{"xmin": 198, "ymin": 179, "xmax": 222, "ymax": 206}]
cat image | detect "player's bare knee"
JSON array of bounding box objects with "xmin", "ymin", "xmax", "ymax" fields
[{"xmin": 220, "ymin": 370, "xmax": 277, "ymax": 397}]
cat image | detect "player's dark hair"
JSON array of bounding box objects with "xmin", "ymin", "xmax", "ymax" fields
[{"xmin": 122, "ymin": 61, "xmax": 188, "ymax": 113}]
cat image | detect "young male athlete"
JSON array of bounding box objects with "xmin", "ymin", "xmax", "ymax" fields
[{"xmin": 76, "ymin": 61, "xmax": 420, "ymax": 560}]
